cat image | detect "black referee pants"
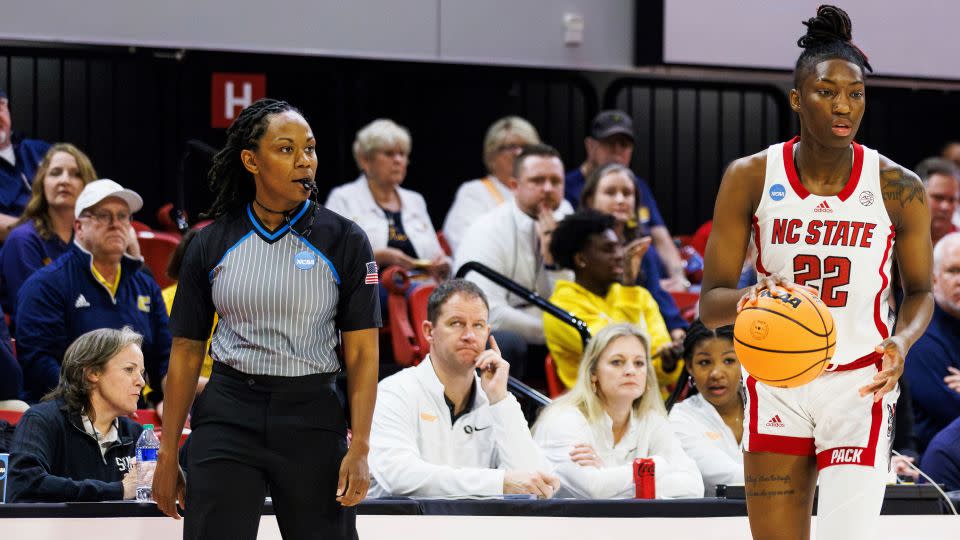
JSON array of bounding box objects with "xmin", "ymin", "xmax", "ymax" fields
[{"xmin": 185, "ymin": 362, "xmax": 356, "ymax": 540}]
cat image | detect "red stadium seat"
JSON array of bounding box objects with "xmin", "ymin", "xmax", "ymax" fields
[
  {"xmin": 137, "ymin": 231, "xmax": 181, "ymax": 288},
  {"xmin": 381, "ymin": 267, "xmax": 437, "ymax": 367},
  {"xmin": 408, "ymin": 283, "xmax": 435, "ymax": 359},
  {"xmin": 381, "ymin": 267, "xmax": 421, "ymax": 366},
  {"xmin": 131, "ymin": 220, "xmax": 152, "ymax": 233},
  {"xmin": 544, "ymin": 354, "xmax": 565, "ymax": 398},
  {"xmin": 156, "ymin": 203, "xmax": 187, "ymax": 234},
  {"xmin": 134, "ymin": 409, "xmax": 161, "ymax": 427},
  {"xmin": 436, "ymin": 231, "xmax": 453, "ymax": 257},
  {"xmin": 670, "ymin": 291, "xmax": 700, "ymax": 323},
  {"xmin": 0, "ymin": 409, "xmax": 24, "ymax": 425},
  {"xmin": 674, "ymin": 234, "xmax": 694, "ymax": 248}
]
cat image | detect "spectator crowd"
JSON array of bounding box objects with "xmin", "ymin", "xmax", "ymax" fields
[{"xmin": 2, "ymin": 89, "xmax": 959, "ymax": 504}]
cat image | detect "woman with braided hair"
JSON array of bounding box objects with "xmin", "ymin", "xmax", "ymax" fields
[
  {"xmin": 700, "ymin": 5, "xmax": 933, "ymax": 539},
  {"xmin": 152, "ymin": 98, "xmax": 380, "ymax": 539},
  {"xmin": 668, "ymin": 320, "xmax": 743, "ymax": 497}
]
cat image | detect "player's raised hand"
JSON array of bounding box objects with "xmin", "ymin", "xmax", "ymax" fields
[
  {"xmin": 736, "ymin": 273, "xmax": 820, "ymax": 313},
  {"xmin": 859, "ymin": 336, "xmax": 907, "ymax": 402}
]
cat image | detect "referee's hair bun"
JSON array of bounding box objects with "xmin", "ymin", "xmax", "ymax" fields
[{"xmin": 797, "ymin": 5, "xmax": 854, "ymax": 49}]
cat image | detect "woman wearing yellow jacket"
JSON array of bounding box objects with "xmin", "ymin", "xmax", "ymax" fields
[{"xmin": 544, "ymin": 210, "xmax": 681, "ymax": 398}]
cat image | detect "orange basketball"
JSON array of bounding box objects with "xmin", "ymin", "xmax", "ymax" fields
[{"xmin": 734, "ymin": 287, "xmax": 836, "ymax": 388}]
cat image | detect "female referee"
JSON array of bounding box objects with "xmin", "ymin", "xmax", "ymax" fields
[
  {"xmin": 700, "ymin": 6, "xmax": 933, "ymax": 540},
  {"xmin": 152, "ymin": 98, "xmax": 380, "ymax": 540}
]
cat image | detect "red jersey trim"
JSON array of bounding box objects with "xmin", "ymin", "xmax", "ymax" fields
[
  {"xmin": 872, "ymin": 226, "xmax": 896, "ymax": 340},
  {"xmin": 745, "ymin": 376, "xmax": 816, "ymax": 456},
  {"xmin": 751, "ymin": 215, "xmax": 768, "ymax": 275},
  {"xmin": 825, "ymin": 351, "xmax": 883, "ymax": 372},
  {"xmin": 816, "ymin": 390, "xmax": 884, "ymax": 471},
  {"xmin": 782, "ymin": 136, "xmax": 865, "ymax": 202}
]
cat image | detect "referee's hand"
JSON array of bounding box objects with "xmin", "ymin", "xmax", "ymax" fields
[
  {"xmin": 153, "ymin": 449, "xmax": 186, "ymax": 519},
  {"xmin": 336, "ymin": 447, "xmax": 370, "ymax": 507}
]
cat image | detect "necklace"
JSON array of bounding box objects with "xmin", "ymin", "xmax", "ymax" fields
[{"xmin": 254, "ymin": 199, "xmax": 298, "ymax": 215}]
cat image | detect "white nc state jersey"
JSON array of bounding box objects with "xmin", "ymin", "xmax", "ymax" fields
[{"xmin": 753, "ymin": 137, "xmax": 894, "ymax": 366}]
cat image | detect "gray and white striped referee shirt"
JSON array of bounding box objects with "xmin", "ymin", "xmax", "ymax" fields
[{"xmin": 169, "ymin": 201, "xmax": 381, "ymax": 376}]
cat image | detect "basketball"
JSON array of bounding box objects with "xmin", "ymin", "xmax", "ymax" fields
[{"xmin": 734, "ymin": 287, "xmax": 836, "ymax": 388}]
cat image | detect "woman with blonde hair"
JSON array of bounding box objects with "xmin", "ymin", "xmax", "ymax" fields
[
  {"xmin": 533, "ymin": 323, "xmax": 702, "ymax": 499},
  {"xmin": 0, "ymin": 143, "xmax": 97, "ymax": 318},
  {"xmin": 326, "ymin": 118, "xmax": 449, "ymax": 281},
  {"xmin": 442, "ymin": 116, "xmax": 542, "ymax": 253}
]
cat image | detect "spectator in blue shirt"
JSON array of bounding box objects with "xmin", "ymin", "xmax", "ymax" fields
[
  {"xmin": 921, "ymin": 417, "xmax": 960, "ymax": 492},
  {"xmin": 904, "ymin": 231, "xmax": 960, "ymax": 452},
  {"xmin": 16, "ymin": 179, "xmax": 169, "ymax": 404},
  {"xmin": 0, "ymin": 143, "xmax": 98, "ymax": 321},
  {"xmin": 0, "ymin": 89, "xmax": 51, "ymax": 239},
  {"xmin": 565, "ymin": 110, "xmax": 688, "ymax": 292}
]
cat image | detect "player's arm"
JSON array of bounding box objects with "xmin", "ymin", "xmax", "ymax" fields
[
  {"xmin": 884, "ymin": 161, "xmax": 934, "ymax": 348},
  {"xmin": 861, "ymin": 159, "xmax": 934, "ymax": 401},
  {"xmin": 884, "ymin": 160, "xmax": 934, "ymax": 345},
  {"xmin": 700, "ymin": 155, "xmax": 764, "ymax": 329}
]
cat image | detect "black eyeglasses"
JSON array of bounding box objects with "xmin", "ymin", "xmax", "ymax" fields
[{"xmin": 80, "ymin": 210, "xmax": 132, "ymax": 226}]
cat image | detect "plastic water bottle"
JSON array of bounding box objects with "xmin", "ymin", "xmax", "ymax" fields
[{"xmin": 136, "ymin": 424, "xmax": 160, "ymax": 501}]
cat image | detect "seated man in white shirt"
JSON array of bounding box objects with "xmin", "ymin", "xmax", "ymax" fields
[
  {"xmin": 368, "ymin": 279, "xmax": 559, "ymax": 499},
  {"xmin": 454, "ymin": 144, "xmax": 573, "ymax": 378},
  {"xmin": 441, "ymin": 116, "xmax": 541, "ymax": 254}
]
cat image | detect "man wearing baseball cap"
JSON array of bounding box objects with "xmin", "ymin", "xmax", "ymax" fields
[
  {"xmin": 0, "ymin": 88, "xmax": 51, "ymax": 241},
  {"xmin": 565, "ymin": 110, "xmax": 691, "ymax": 339},
  {"xmin": 15, "ymin": 179, "xmax": 171, "ymax": 404}
]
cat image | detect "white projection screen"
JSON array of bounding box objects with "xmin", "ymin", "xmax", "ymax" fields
[{"xmin": 664, "ymin": 0, "xmax": 960, "ymax": 80}]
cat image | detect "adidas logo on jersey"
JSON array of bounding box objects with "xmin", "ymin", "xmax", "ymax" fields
[
  {"xmin": 765, "ymin": 415, "xmax": 785, "ymax": 428},
  {"xmin": 814, "ymin": 200, "xmax": 832, "ymax": 213},
  {"xmin": 74, "ymin": 294, "xmax": 91, "ymax": 309}
]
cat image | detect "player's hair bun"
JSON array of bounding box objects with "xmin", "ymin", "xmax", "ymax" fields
[{"xmin": 797, "ymin": 5, "xmax": 853, "ymax": 49}]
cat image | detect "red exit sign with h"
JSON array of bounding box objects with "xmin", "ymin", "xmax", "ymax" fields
[{"xmin": 211, "ymin": 73, "xmax": 266, "ymax": 128}]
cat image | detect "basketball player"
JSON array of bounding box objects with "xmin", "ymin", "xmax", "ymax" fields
[{"xmin": 700, "ymin": 6, "xmax": 933, "ymax": 540}]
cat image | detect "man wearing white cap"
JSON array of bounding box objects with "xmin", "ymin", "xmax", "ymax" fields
[{"xmin": 15, "ymin": 179, "xmax": 172, "ymax": 403}]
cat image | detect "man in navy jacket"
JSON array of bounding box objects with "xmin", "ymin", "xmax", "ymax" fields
[
  {"xmin": 0, "ymin": 89, "xmax": 50, "ymax": 240},
  {"xmin": 15, "ymin": 180, "xmax": 170, "ymax": 403},
  {"xmin": 904, "ymin": 232, "xmax": 960, "ymax": 452}
]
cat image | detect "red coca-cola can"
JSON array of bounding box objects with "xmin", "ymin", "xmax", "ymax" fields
[{"xmin": 633, "ymin": 458, "xmax": 656, "ymax": 499}]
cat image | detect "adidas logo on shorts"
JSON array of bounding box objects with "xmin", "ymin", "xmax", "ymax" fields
[{"xmin": 765, "ymin": 415, "xmax": 785, "ymax": 428}]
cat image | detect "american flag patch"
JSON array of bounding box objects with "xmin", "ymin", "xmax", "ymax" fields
[{"xmin": 364, "ymin": 261, "xmax": 379, "ymax": 284}]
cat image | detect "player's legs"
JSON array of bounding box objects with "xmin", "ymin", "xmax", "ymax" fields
[
  {"xmin": 745, "ymin": 452, "xmax": 818, "ymax": 540},
  {"xmin": 815, "ymin": 464, "xmax": 888, "ymax": 540},
  {"xmin": 812, "ymin": 369, "xmax": 898, "ymax": 540}
]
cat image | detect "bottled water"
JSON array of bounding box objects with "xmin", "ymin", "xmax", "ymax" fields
[{"xmin": 136, "ymin": 424, "xmax": 160, "ymax": 501}]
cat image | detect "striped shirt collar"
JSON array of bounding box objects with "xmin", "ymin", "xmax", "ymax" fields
[{"xmin": 246, "ymin": 200, "xmax": 310, "ymax": 241}]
